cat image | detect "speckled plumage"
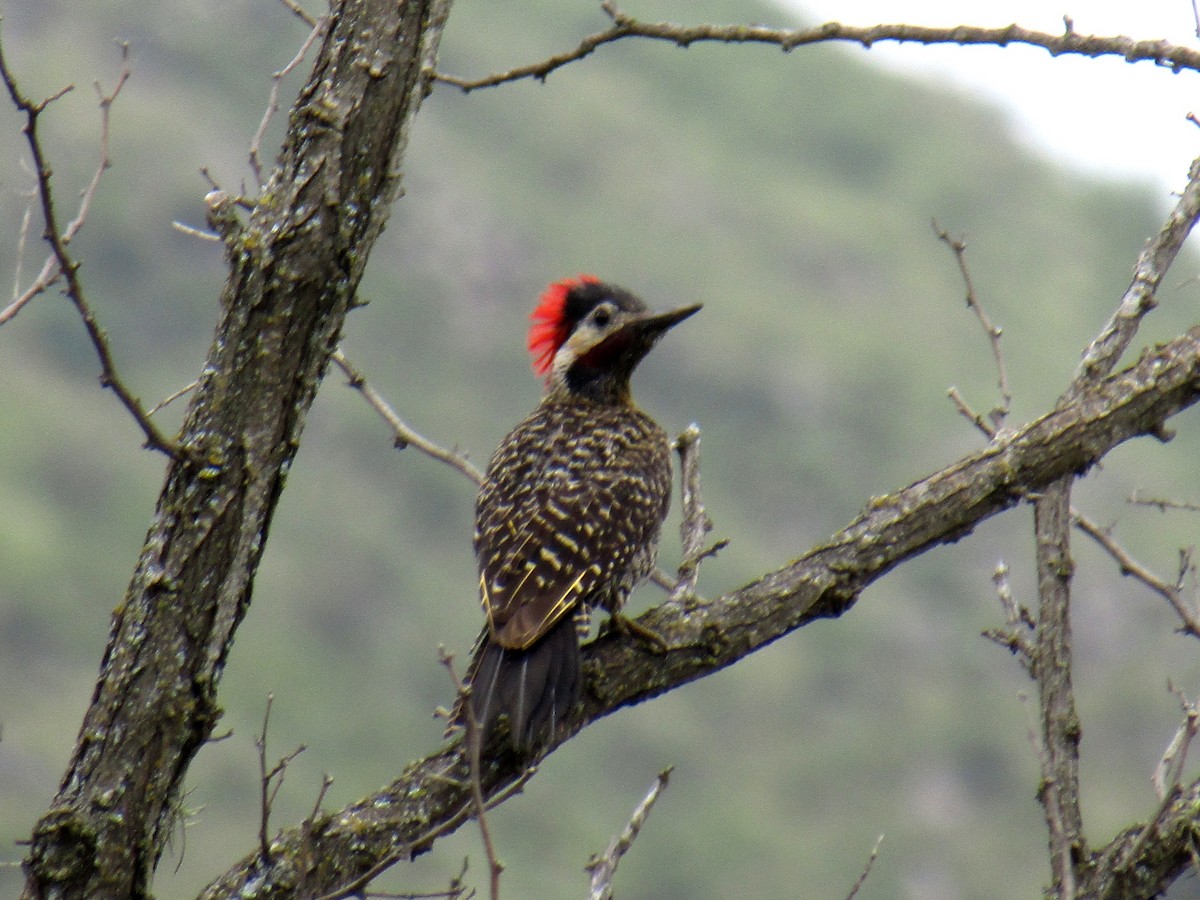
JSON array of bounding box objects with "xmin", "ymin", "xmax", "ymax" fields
[{"xmin": 463, "ymin": 278, "xmax": 698, "ymax": 751}]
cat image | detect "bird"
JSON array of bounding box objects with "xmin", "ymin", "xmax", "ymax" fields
[{"xmin": 462, "ymin": 274, "xmax": 700, "ymax": 752}]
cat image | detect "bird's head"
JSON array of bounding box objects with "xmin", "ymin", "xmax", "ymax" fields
[{"xmin": 527, "ymin": 275, "xmax": 701, "ymax": 403}]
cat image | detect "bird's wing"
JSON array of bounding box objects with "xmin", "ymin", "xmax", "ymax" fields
[
  {"xmin": 474, "ymin": 411, "xmax": 670, "ymax": 651},
  {"xmin": 476, "ymin": 467, "xmax": 610, "ymax": 650}
]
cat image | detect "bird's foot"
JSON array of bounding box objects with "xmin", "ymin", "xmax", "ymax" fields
[{"xmin": 610, "ymin": 612, "xmax": 669, "ymax": 653}]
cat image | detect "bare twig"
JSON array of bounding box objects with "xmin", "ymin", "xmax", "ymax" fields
[
  {"xmin": 1071, "ymin": 511, "xmax": 1200, "ymax": 639},
  {"xmin": 1154, "ymin": 683, "xmax": 1200, "ymax": 800},
  {"xmin": 296, "ymin": 773, "xmax": 335, "ymax": 897},
  {"xmin": 2, "ymin": 43, "xmax": 129, "ymax": 325},
  {"xmin": 250, "ymin": 13, "xmax": 329, "ymax": 188},
  {"xmin": 255, "ymin": 693, "xmax": 308, "ymax": 861},
  {"xmin": 147, "ymin": 380, "xmax": 200, "ymax": 416},
  {"xmin": 1129, "ymin": 491, "xmax": 1200, "ymax": 514},
  {"xmin": 0, "ymin": 40, "xmax": 182, "ymax": 456},
  {"xmin": 669, "ymin": 425, "xmax": 726, "ymax": 602},
  {"xmin": 844, "ymin": 834, "xmax": 885, "ymax": 900},
  {"xmin": 981, "ymin": 561, "xmax": 1036, "ymax": 673},
  {"xmin": 11, "ymin": 185, "xmax": 35, "ymax": 303},
  {"xmin": 434, "ymin": 7, "xmax": 1200, "ymax": 92},
  {"xmin": 585, "ymin": 767, "xmax": 673, "ymax": 900},
  {"xmin": 439, "ymin": 650, "xmax": 502, "ymax": 900},
  {"xmin": 169, "ymin": 219, "xmax": 221, "ymax": 242},
  {"xmin": 278, "ymin": 0, "xmax": 319, "ymax": 28},
  {"xmin": 359, "ymin": 856, "xmax": 474, "ymax": 899},
  {"xmin": 947, "ymin": 386, "xmax": 996, "ymax": 439},
  {"xmin": 330, "ymin": 348, "xmax": 484, "ymax": 485},
  {"xmin": 934, "ymin": 221, "xmax": 1010, "ymax": 429}
]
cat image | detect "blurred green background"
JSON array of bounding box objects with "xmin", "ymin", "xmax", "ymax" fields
[{"xmin": 3, "ymin": 1, "xmax": 1200, "ymax": 897}]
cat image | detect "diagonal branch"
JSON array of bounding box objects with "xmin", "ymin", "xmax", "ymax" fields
[
  {"xmin": 19, "ymin": 2, "xmax": 454, "ymax": 897},
  {"xmin": 586, "ymin": 767, "xmax": 672, "ymax": 900},
  {"xmin": 200, "ymin": 324, "xmax": 1200, "ymax": 899},
  {"xmin": 434, "ymin": 4, "xmax": 1200, "ymax": 92},
  {"xmin": 330, "ymin": 348, "xmax": 484, "ymax": 484},
  {"xmin": 1074, "ymin": 157, "xmax": 1200, "ymax": 387},
  {"xmin": 1073, "ymin": 513, "xmax": 1200, "ymax": 638}
]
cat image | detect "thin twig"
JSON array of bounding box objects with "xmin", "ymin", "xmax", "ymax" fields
[
  {"xmin": 2, "ymin": 43, "xmax": 129, "ymax": 325},
  {"xmin": 278, "ymin": 0, "xmax": 319, "ymax": 28},
  {"xmin": 844, "ymin": 834, "xmax": 885, "ymax": 900},
  {"xmin": 0, "ymin": 40, "xmax": 182, "ymax": 456},
  {"xmin": 363, "ymin": 856, "xmax": 474, "ymax": 899},
  {"xmin": 981, "ymin": 561, "xmax": 1035, "ymax": 673},
  {"xmin": 947, "ymin": 386, "xmax": 996, "ymax": 439},
  {"xmin": 434, "ymin": 7, "xmax": 1200, "ymax": 92},
  {"xmin": 255, "ymin": 693, "xmax": 308, "ymax": 861},
  {"xmin": 11, "ymin": 186, "xmax": 34, "ymax": 302},
  {"xmin": 440, "ymin": 650, "xmax": 502, "ymax": 900},
  {"xmin": 585, "ymin": 767, "xmax": 673, "ymax": 900},
  {"xmin": 296, "ymin": 773, "xmax": 335, "ymax": 898},
  {"xmin": 331, "ymin": 348, "xmax": 484, "ymax": 485},
  {"xmin": 933, "ymin": 221, "xmax": 1011, "ymax": 429},
  {"xmin": 1071, "ymin": 510, "xmax": 1200, "ymax": 639},
  {"xmin": 669, "ymin": 425, "xmax": 726, "ymax": 602},
  {"xmin": 169, "ymin": 220, "xmax": 221, "ymax": 242},
  {"xmin": 250, "ymin": 13, "xmax": 329, "ymax": 188},
  {"xmin": 1153, "ymin": 682, "xmax": 1200, "ymax": 800},
  {"xmin": 1129, "ymin": 491, "xmax": 1200, "ymax": 514},
  {"xmin": 147, "ymin": 380, "xmax": 199, "ymax": 416}
]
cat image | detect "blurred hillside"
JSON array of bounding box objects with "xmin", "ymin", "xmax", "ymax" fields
[{"xmin": 2, "ymin": 1, "xmax": 1200, "ymax": 897}]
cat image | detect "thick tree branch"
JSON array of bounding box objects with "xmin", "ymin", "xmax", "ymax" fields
[
  {"xmin": 435, "ymin": 5, "xmax": 1200, "ymax": 92},
  {"xmin": 19, "ymin": 1, "xmax": 453, "ymax": 897},
  {"xmin": 1032, "ymin": 482, "xmax": 1086, "ymax": 895},
  {"xmin": 201, "ymin": 325, "xmax": 1200, "ymax": 899}
]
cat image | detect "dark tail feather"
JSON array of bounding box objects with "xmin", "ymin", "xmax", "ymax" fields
[{"xmin": 468, "ymin": 617, "xmax": 580, "ymax": 751}]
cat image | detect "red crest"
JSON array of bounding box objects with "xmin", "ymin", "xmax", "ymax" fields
[{"xmin": 527, "ymin": 274, "xmax": 599, "ymax": 376}]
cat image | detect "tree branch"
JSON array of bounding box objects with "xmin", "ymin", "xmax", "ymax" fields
[
  {"xmin": 0, "ymin": 40, "xmax": 181, "ymax": 456},
  {"xmin": 19, "ymin": 2, "xmax": 454, "ymax": 896},
  {"xmin": 330, "ymin": 348, "xmax": 484, "ymax": 485},
  {"xmin": 1032, "ymin": 482, "xmax": 1086, "ymax": 895},
  {"xmin": 434, "ymin": 5, "xmax": 1200, "ymax": 92},
  {"xmin": 585, "ymin": 767, "xmax": 672, "ymax": 900},
  {"xmin": 1075, "ymin": 157, "xmax": 1200, "ymax": 387},
  {"xmin": 200, "ymin": 324, "xmax": 1200, "ymax": 899}
]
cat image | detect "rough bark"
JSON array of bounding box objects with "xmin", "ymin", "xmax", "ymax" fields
[
  {"xmin": 20, "ymin": 2, "xmax": 451, "ymax": 897},
  {"xmin": 199, "ymin": 327, "xmax": 1200, "ymax": 898}
]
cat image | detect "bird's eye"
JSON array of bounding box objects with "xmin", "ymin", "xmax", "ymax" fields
[{"xmin": 592, "ymin": 305, "xmax": 612, "ymax": 328}]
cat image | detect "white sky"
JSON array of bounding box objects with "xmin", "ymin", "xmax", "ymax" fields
[{"xmin": 784, "ymin": 1, "xmax": 1200, "ymax": 192}]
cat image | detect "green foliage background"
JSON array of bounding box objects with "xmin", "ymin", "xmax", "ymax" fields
[{"xmin": 2, "ymin": 1, "xmax": 1199, "ymax": 897}]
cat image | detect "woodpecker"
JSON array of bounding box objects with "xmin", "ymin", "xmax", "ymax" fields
[{"xmin": 464, "ymin": 275, "xmax": 700, "ymax": 751}]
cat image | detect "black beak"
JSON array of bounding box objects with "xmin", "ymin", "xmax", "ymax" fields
[{"xmin": 635, "ymin": 303, "xmax": 702, "ymax": 336}]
